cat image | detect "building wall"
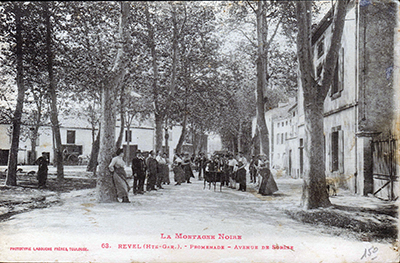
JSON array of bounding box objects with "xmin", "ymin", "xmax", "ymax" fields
[
  {"xmin": 272, "ymin": 116, "xmax": 292, "ymax": 170},
  {"xmin": 358, "ymin": 1, "xmax": 397, "ymax": 134},
  {"xmin": 119, "ymin": 126, "xmax": 155, "ymax": 153},
  {"xmin": 286, "ymin": 106, "xmax": 300, "ymax": 178},
  {"xmin": 320, "ymin": 5, "xmax": 358, "ymax": 192}
]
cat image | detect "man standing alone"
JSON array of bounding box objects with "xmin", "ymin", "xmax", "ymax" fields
[{"xmin": 35, "ymin": 152, "xmax": 49, "ymax": 189}]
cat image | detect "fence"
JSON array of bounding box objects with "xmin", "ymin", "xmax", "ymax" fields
[{"xmin": 371, "ymin": 136, "xmax": 398, "ymax": 201}]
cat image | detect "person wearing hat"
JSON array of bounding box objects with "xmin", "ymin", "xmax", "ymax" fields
[{"xmin": 131, "ymin": 150, "xmax": 146, "ymax": 194}]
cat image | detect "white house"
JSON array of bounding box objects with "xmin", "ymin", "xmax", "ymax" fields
[{"xmin": 302, "ymin": 0, "xmax": 398, "ymax": 198}]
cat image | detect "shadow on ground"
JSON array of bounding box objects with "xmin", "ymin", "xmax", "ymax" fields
[{"xmin": 284, "ymin": 204, "xmax": 398, "ymax": 243}]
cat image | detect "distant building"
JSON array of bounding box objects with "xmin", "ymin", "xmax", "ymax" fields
[
  {"xmin": 0, "ymin": 113, "xmax": 212, "ymax": 166},
  {"xmin": 0, "ymin": 114, "xmax": 156, "ymax": 165}
]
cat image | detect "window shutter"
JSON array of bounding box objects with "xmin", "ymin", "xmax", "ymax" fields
[
  {"xmin": 339, "ymin": 47, "xmax": 344, "ymax": 92},
  {"xmin": 338, "ymin": 130, "xmax": 344, "ymax": 174}
]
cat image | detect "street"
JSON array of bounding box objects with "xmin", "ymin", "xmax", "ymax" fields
[{"xmin": 0, "ymin": 168, "xmax": 398, "ymax": 263}]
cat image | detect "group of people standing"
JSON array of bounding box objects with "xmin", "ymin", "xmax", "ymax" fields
[
  {"xmin": 108, "ymin": 149, "xmax": 171, "ymax": 203},
  {"xmin": 108, "ymin": 148, "xmax": 279, "ymax": 203},
  {"xmin": 191, "ymin": 152, "xmax": 278, "ymax": 196}
]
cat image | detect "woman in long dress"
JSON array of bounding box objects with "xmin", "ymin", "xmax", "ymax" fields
[
  {"xmin": 109, "ymin": 149, "xmax": 130, "ymax": 203},
  {"xmin": 257, "ymin": 156, "xmax": 278, "ymax": 196},
  {"xmin": 182, "ymin": 152, "xmax": 194, "ymax": 183},
  {"xmin": 172, "ymin": 154, "xmax": 185, "ymax": 185}
]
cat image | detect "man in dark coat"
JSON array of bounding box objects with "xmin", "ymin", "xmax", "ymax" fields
[
  {"xmin": 131, "ymin": 150, "xmax": 146, "ymax": 194},
  {"xmin": 197, "ymin": 152, "xmax": 207, "ymax": 181},
  {"xmin": 35, "ymin": 152, "xmax": 49, "ymax": 189},
  {"xmin": 249, "ymin": 155, "xmax": 257, "ymax": 184},
  {"xmin": 146, "ymin": 151, "xmax": 158, "ymax": 191}
]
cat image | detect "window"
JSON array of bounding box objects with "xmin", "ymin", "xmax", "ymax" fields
[
  {"xmin": 286, "ymin": 121, "xmax": 288, "ymax": 126},
  {"xmin": 276, "ymin": 133, "xmax": 280, "ymax": 144},
  {"xmin": 67, "ymin": 130, "xmax": 76, "ymax": 144},
  {"xmin": 330, "ymin": 127, "xmax": 344, "ymax": 173},
  {"xmin": 281, "ymin": 133, "xmax": 284, "ymax": 144},
  {"xmin": 125, "ymin": 130, "xmax": 132, "ymax": 142},
  {"xmin": 331, "ymin": 48, "xmax": 344, "ymax": 98},
  {"xmin": 285, "ymin": 132, "xmax": 287, "ymax": 140},
  {"xmin": 277, "ymin": 123, "xmax": 280, "ymax": 128},
  {"xmin": 331, "ymin": 131, "xmax": 339, "ymax": 171},
  {"xmin": 317, "ymin": 37, "xmax": 324, "ymax": 58},
  {"xmin": 299, "ymin": 139, "xmax": 304, "ymax": 176},
  {"xmin": 282, "ymin": 121, "xmax": 284, "ymax": 127}
]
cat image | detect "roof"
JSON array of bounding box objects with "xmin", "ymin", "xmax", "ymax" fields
[
  {"xmin": 265, "ymin": 101, "xmax": 296, "ymax": 120},
  {"xmin": 311, "ymin": 7, "xmax": 334, "ymax": 45}
]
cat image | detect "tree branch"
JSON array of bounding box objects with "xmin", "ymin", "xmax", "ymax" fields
[
  {"xmin": 265, "ymin": 15, "xmax": 282, "ymax": 50},
  {"xmin": 320, "ymin": 0, "xmax": 347, "ymax": 98},
  {"xmin": 234, "ymin": 27, "xmax": 257, "ymax": 48},
  {"xmin": 246, "ymin": 0, "xmax": 257, "ymax": 14}
]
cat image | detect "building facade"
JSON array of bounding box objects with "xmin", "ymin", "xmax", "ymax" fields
[
  {"xmin": 254, "ymin": 0, "xmax": 398, "ymax": 199},
  {"xmin": 304, "ymin": 0, "xmax": 398, "ymax": 197}
]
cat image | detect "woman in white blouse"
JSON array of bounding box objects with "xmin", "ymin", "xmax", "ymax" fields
[{"xmin": 109, "ymin": 148, "xmax": 130, "ymax": 203}]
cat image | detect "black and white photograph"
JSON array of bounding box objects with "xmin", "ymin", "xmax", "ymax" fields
[{"xmin": 0, "ymin": 1, "xmax": 399, "ymax": 262}]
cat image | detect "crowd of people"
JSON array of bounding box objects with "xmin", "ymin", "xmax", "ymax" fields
[{"xmin": 108, "ymin": 149, "xmax": 280, "ymax": 203}]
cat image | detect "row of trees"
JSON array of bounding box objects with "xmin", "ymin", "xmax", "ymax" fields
[
  {"xmin": 0, "ymin": 2, "xmax": 259, "ymax": 194},
  {"xmin": 1, "ymin": 1, "xmax": 348, "ymax": 209}
]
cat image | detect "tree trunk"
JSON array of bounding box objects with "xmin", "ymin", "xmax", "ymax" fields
[
  {"xmin": 296, "ymin": 1, "xmax": 347, "ymax": 209},
  {"xmin": 87, "ymin": 128, "xmax": 100, "ymax": 172},
  {"xmin": 155, "ymin": 113, "xmax": 164, "ymax": 153},
  {"xmin": 255, "ymin": 1, "xmax": 270, "ymax": 158},
  {"xmin": 175, "ymin": 113, "xmax": 187, "ymax": 155},
  {"xmin": 97, "ymin": 83, "xmax": 118, "ymax": 202},
  {"xmin": 126, "ymin": 126, "xmax": 131, "ymax": 165},
  {"xmin": 6, "ymin": 3, "xmax": 25, "ymax": 186},
  {"xmin": 145, "ymin": 3, "xmax": 163, "ymax": 153},
  {"xmin": 96, "ymin": 2, "xmax": 130, "ymax": 202},
  {"xmin": 164, "ymin": 125, "xmax": 169, "ymax": 157},
  {"xmin": 301, "ymin": 95, "xmax": 331, "ymax": 208},
  {"xmin": 44, "ymin": 2, "xmax": 64, "ymax": 180},
  {"xmin": 116, "ymin": 85, "xmax": 125, "ymax": 149},
  {"xmin": 238, "ymin": 121, "xmax": 243, "ymax": 153}
]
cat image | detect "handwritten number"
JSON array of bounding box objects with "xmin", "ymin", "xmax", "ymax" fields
[{"xmin": 361, "ymin": 246, "xmax": 378, "ymax": 260}]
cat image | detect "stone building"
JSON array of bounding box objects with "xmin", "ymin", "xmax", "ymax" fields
[
  {"xmin": 304, "ymin": 0, "xmax": 398, "ymax": 197},
  {"xmin": 253, "ymin": 0, "xmax": 398, "ymax": 199}
]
